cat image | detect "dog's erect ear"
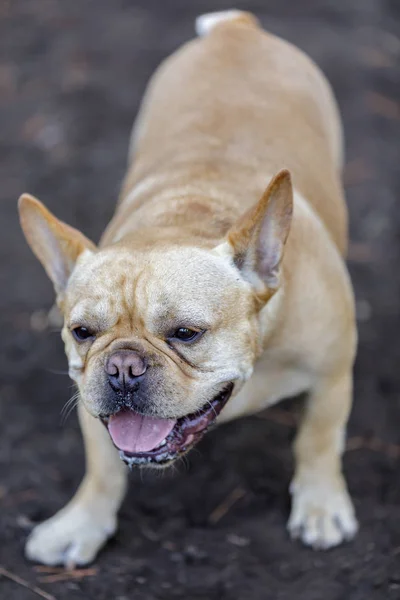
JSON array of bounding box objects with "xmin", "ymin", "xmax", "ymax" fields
[
  {"xmin": 226, "ymin": 169, "xmax": 293, "ymax": 293},
  {"xmin": 18, "ymin": 194, "xmax": 96, "ymax": 295}
]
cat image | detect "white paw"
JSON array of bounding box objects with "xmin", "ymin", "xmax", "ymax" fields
[
  {"xmin": 288, "ymin": 477, "xmax": 358, "ymax": 549},
  {"xmin": 25, "ymin": 504, "xmax": 117, "ymax": 567}
]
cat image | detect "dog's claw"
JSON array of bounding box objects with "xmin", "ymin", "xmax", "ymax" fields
[{"xmin": 287, "ymin": 478, "xmax": 358, "ymax": 550}]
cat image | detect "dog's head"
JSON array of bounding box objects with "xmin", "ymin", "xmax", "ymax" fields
[{"xmin": 19, "ymin": 170, "xmax": 292, "ymax": 466}]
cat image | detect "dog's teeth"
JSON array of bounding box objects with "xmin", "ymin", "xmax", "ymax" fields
[{"xmin": 160, "ymin": 438, "xmax": 167, "ymax": 446}]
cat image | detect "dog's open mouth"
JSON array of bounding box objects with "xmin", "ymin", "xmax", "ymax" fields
[{"xmin": 101, "ymin": 384, "xmax": 233, "ymax": 466}]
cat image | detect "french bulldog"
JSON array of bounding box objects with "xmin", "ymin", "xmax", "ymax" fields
[{"xmin": 19, "ymin": 10, "xmax": 358, "ymax": 566}]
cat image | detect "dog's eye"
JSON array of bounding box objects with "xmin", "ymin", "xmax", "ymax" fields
[
  {"xmin": 171, "ymin": 327, "xmax": 202, "ymax": 343},
  {"xmin": 72, "ymin": 326, "xmax": 94, "ymax": 342}
]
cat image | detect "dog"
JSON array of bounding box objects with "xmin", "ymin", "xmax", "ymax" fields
[{"xmin": 19, "ymin": 10, "xmax": 358, "ymax": 566}]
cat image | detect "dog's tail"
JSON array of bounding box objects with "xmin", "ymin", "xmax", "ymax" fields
[{"xmin": 195, "ymin": 10, "xmax": 260, "ymax": 37}]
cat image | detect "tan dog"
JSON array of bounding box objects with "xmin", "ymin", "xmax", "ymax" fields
[{"xmin": 19, "ymin": 10, "xmax": 358, "ymax": 566}]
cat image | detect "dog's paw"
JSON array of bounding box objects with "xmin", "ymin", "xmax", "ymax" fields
[
  {"xmin": 25, "ymin": 504, "xmax": 117, "ymax": 567},
  {"xmin": 287, "ymin": 477, "xmax": 358, "ymax": 549}
]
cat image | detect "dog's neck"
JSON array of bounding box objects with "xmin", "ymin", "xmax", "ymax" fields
[
  {"xmin": 101, "ymin": 161, "xmax": 283, "ymax": 250},
  {"xmin": 101, "ymin": 189, "xmax": 241, "ymax": 248}
]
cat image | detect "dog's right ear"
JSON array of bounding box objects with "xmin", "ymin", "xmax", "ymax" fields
[{"xmin": 18, "ymin": 194, "xmax": 96, "ymax": 296}]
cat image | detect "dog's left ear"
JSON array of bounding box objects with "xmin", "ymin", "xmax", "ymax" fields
[
  {"xmin": 225, "ymin": 169, "xmax": 293, "ymax": 293},
  {"xmin": 18, "ymin": 194, "xmax": 96, "ymax": 296}
]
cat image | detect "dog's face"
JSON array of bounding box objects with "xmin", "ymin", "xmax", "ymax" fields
[{"xmin": 19, "ymin": 170, "xmax": 292, "ymax": 466}]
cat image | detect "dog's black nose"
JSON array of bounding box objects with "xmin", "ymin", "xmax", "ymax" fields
[{"xmin": 105, "ymin": 350, "xmax": 147, "ymax": 392}]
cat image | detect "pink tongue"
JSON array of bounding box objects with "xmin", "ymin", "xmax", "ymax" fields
[{"xmin": 108, "ymin": 410, "xmax": 176, "ymax": 453}]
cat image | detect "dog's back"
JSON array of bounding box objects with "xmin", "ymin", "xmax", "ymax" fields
[{"xmin": 105, "ymin": 10, "xmax": 347, "ymax": 253}]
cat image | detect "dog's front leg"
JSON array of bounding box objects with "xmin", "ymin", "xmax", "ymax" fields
[
  {"xmin": 26, "ymin": 402, "xmax": 127, "ymax": 566},
  {"xmin": 288, "ymin": 368, "xmax": 358, "ymax": 549}
]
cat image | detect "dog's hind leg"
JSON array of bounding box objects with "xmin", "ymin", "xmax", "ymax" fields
[{"xmin": 25, "ymin": 402, "xmax": 127, "ymax": 566}]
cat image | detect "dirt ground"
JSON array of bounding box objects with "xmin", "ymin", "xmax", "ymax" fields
[{"xmin": 0, "ymin": 1, "xmax": 399, "ymax": 599}]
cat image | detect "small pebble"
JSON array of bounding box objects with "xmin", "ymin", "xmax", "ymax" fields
[{"xmin": 226, "ymin": 533, "xmax": 250, "ymax": 547}]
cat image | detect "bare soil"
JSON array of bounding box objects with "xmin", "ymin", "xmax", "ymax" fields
[{"xmin": 0, "ymin": 1, "xmax": 399, "ymax": 599}]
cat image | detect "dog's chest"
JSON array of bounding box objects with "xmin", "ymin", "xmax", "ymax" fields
[{"xmin": 218, "ymin": 359, "xmax": 311, "ymax": 424}]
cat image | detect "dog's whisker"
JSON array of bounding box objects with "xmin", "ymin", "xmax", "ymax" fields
[
  {"xmin": 61, "ymin": 395, "xmax": 78, "ymax": 418},
  {"xmin": 61, "ymin": 401, "xmax": 79, "ymax": 424},
  {"xmin": 205, "ymin": 400, "xmax": 218, "ymax": 420},
  {"xmin": 61, "ymin": 392, "xmax": 81, "ymax": 424},
  {"xmin": 46, "ymin": 368, "xmax": 70, "ymax": 376},
  {"xmin": 180, "ymin": 453, "xmax": 190, "ymax": 472}
]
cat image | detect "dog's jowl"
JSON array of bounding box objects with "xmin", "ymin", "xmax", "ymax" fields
[{"xmin": 19, "ymin": 10, "xmax": 358, "ymax": 566}]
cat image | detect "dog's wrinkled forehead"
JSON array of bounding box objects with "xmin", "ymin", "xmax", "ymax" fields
[{"xmin": 65, "ymin": 246, "xmax": 249, "ymax": 328}]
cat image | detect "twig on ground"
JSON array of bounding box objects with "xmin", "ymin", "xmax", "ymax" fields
[
  {"xmin": 347, "ymin": 242, "xmax": 373, "ymax": 264},
  {"xmin": 0, "ymin": 566, "xmax": 56, "ymax": 600},
  {"xmin": 36, "ymin": 568, "xmax": 97, "ymax": 584},
  {"xmin": 359, "ymin": 46, "xmax": 393, "ymax": 69},
  {"xmin": 256, "ymin": 409, "xmax": 400, "ymax": 461},
  {"xmin": 366, "ymin": 91, "xmax": 400, "ymax": 119},
  {"xmin": 209, "ymin": 486, "xmax": 246, "ymax": 525},
  {"xmin": 33, "ymin": 567, "xmax": 65, "ymax": 574},
  {"xmin": 346, "ymin": 436, "xmax": 400, "ymax": 459},
  {"xmin": 344, "ymin": 157, "xmax": 374, "ymax": 186},
  {"xmin": 1, "ymin": 488, "xmax": 38, "ymax": 507}
]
